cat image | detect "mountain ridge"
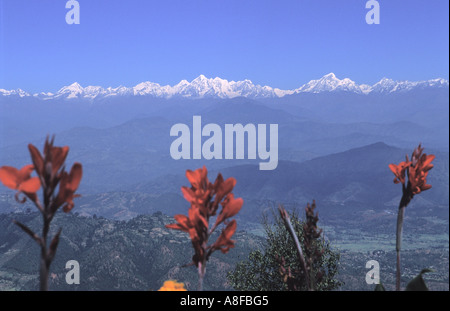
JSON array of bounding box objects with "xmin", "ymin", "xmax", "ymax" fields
[{"xmin": 1, "ymin": 73, "xmax": 448, "ymax": 100}]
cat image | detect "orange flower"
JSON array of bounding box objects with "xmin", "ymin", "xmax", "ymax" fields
[
  {"xmin": 0, "ymin": 137, "xmax": 82, "ymax": 212},
  {"xmin": 166, "ymin": 214, "xmax": 193, "ymax": 232},
  {"xmin": 214, "ymin": 193, "xmax": 243, "ymax": 228},
  {"xmin": 53, "ymin": 163, "xmax": 83, "ymax": 213},
  {"xmin": 408, "ymin": 152, "xmax": 434, "ymax": 195},
  {"xmin": 166, "ymin": 166, "xmax": 243, "ymax": 271},
  {"xmin": 167, "ymin": 206, "xmax": 209, "ymax": 265},
  {"xmin": 28, "ymin": 139, "xmax": 69, "ymax": 183},
  {"xmin": 389, "ymin": 144, "xmax": 435, "ymax": 206},
  {"xmin": 158, "ymin": 280, "xmax": 187, "ymax": 291},
  {"xmin": 210, "ymin": 220, "xmax": 237, "ymax": 254},
  {"xmin": 186, "ymin": 166, "xmax": 209, "ymax": 191},
  {"xmin": 388, "ymin": 161, "xmax": 411, "ymax": 185},
  {"xmin": 0, "ymin": 165, "xmax": 41, "ymax": 194},
  {"xmin": 27, "ymin": 137, "xmax": 83, "ymax": 214},
  {"xmin": 212, "ymin": 175, "xmax": 237, "ymax": 212},
  {"xmin": 391, "ymin": 144, "xmax": 435, "ymax": 291},
  {"xmin": 1, "ymin": 136, "xmax": 83, "ymax": 291}
]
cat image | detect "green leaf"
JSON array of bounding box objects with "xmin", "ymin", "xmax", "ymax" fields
[
  {"xmin": 405, "ymin": 269, "xmax": 433, "ymax": 291},
  {"xmin": 374, "ymin": 283, "xmax": 385, "ymax": 291}
]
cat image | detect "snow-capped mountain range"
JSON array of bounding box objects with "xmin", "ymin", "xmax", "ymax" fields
[{"xmin": 1, "ymin": 73, "xmax": 448, "ymax": 100}]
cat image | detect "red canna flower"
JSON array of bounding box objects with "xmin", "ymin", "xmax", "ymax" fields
[
  {"xmin": 214, "ymin": 193, "xmax": 243, "ymax": 228},
  {"xmin": 388, "ymin": 161, "xmax": 411, "ymax": 185},
  {"xmin": 210, "ymin": 220, "xmax": 237, "ymax": 254},
  {"xmin": 54, "ymin": 163, "xmax": 83, "ymax": 213},
  {"xmin": 185, "ymin": 166, "xmax": 209, "ymax": 190},
  {"xmin": 166, "ymin": 214, "xmax": 193, "ymax": 232},
  {"xmin": 0, "ymin": 136, "xmax": 83, "ymax": 291},
  {"xmin": 28, "ymin": 138, "xmax": 69, "ymax": 189},
  {"xmin": 0, "ymin": 164, "xmax": 41, "ymax": 194},
  {"xmin": 390, "ymin": 144, "xmax": 435, "ymax": 291},
  {"xmin": 408, "ymin": 150, "xmax": 434, "ymax": 195},
  {"xmin": 212, "ymin": 174, "xmax": 237, "ymax": 209},
  {"xmin": 166, "ymin": 166, "xmax": 243, "ymax": 290},
  {"xmin": 389, "ymin": 144, "xmax": 435, "ymax": 202}
]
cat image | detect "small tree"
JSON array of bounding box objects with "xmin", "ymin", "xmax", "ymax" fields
[{"xmin": 228, "ymin": 203, "xmax": 342, "ymax": 291}]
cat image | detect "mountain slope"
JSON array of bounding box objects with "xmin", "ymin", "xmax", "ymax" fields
[
  {"xmin": 0, "ymin": 212, "xmax": 263, "ymax": 291},
  {"xmin": 1, "ymin": 107, "xmax": 446, "ymax": 197},
  {"xmin": 132, "ymin": 142, "xmax": 449, "ymax": 218},
  {"xmin": 0, "ymin": 211, "xmax": 447, "ymax": 291},
  {"xmin": 222, "ymin": 143, "xmax": 449, "ymax": 210}
]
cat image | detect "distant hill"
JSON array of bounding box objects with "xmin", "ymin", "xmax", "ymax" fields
[
  {"xmin": 131, "ymin": 142, "xmax": 449, "ymax": 218},
  {"xmin": 0, "ymin": 110, "xmax": 446, "ymax": 195},
  {"xmin": 0, "ymin": 212, "xmax": 263, "ymax": 291},
  {"xmin": 221, "ymin": 142, "xmax": 448, "ymax": 206},
  {"xmin": 0, "ymin": 211, "xmax": 447, "ymax": 291},
  {"xmin": 1, "ymin": 142, "xmax": 447, "ymax": 225}
]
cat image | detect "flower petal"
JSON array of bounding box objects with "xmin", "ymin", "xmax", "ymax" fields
[
  {"xmin": 189, "ymin": 206, "xmax": 208, "ymax": 230},
  {"xmin": 51, "ymin": 146, "xmax": 69, "ymax": 175},
  {"xmin": 422, "ymin": 154, "xmax": 435, "ymax": 167},
  {"xmin": 0, "ymin": 166, "xmax": 20, "ymax": 189},
  {"xmin": 181, "ymin": 186, "xmax": 195, "ymax": 203},
  {"xmin": 216, "ymin": 177, "xmax": 236, "ymax": 200},
  {"xmin": 211, "ymin": 220, "xmax": 237, "ymax": 254},
  {"xmin": 18, "ymin": 164, "xmax": 35, "ymax": 182},
  {"xmin": 186, "ymin": 166, "xmax": 208, "ymax": 189},
  {"xmin": 18, "ymin": 177, "xmax": 41, "ymax": 193},
  {"xmin": 67, "ymin": 163, "xmax": 82, "ymax": 191},
  {"xmin": 186, "ymin": 169, "xmax": 200, "ymax": 187},
  {"xmin": 28, "ymin": 144, "xmax": 44, "ymax": 177},
  {"xmin": 388, "ymin": 163, "xmax": 398, "ymax": 175},
  {"xmin": 166, "ymin": 214, "xmax": 191, "ymax": 232},
  {"xmin": 214, "ymin": 195, "xmax": 243, "ymax": 227}
]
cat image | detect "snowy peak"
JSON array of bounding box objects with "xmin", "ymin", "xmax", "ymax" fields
[
  {"xmin": 55, "ymin": 82, "xmax": 105, "ymax": 99},
  {"xmin": 0, "ymin": 88, "xmax": 30, "ymax": 97},
  {"xmin": 128, "ymin": 76, "xmax": 281, "ymax": 99},
  {"xmin": 295, "ymin": 73, "xmax": 366, "ymax": 94},
  {"xmin": 323, "ymin": 72, "xmax": 337, "ymax": 79},
  {"xmin": 295, "ymin": 73, "xmax": 448, "ymax": 95},
  {"xmin": 1, "ymin": 74, "xmax": 448, "ymax": 100},
  {"xmin": 370, "ymin": 77, "xmax": 449, "ymax": 94},
  {"xmin": 133, "ymin": 82, "xmax": 164, "ymax": 96},
  {"xmin": 58, "ymin": 82, "xmax": 83, "ymax": 94},
  {"xmin": 182, "ymin": 76, "xmax": 237, "ymax": 98}
]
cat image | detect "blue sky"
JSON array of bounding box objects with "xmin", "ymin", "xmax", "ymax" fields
[{"xmin": 0, "ymin": 0, "xmax": 448, "ymax": 93}]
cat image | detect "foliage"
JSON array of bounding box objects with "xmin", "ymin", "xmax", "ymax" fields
[
  {"xmin": 227, "ymin": 208, "xmax": 343, "ymax": 291},
  {"xmin": 405, "ymin": 269, "xmax": 432, "ymax": 291},
  {"xmin": 374, "ymin": 269, "xmax": 433, "ymax": 291}
]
